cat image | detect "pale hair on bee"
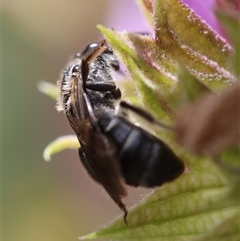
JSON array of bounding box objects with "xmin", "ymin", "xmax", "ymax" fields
[{"xmin": 56, "ymin": 58, "xmax": 82, "ymax": 113}]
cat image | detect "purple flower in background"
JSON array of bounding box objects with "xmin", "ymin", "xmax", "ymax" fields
[
  {"xmin": 183, "ymin": 0, "xmax": 222, "ymax": 34},
  {"xmin": 107, "ymin": 0, "xmax": 226, "ymax": 38},
  {"xmin": 106, "ymin": 0, "xmax": 150, "ymax": 32}
]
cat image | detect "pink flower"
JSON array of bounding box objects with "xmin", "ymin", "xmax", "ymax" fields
[{"xmin": 106, "ymin": 0, "xmax": 226, "ymax": 38}]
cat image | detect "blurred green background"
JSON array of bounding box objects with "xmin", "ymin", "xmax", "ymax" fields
[{"xmin": 2, "ymin": 0, "xmax": 150, "ymax": 240}]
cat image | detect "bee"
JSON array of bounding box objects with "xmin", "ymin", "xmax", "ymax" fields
[{"xmin": 57, "ymin": 40, "xmax": 184, "ymax": 223}]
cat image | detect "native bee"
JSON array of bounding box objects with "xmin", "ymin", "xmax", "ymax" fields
[{"xmin": 57, "ymin": 40, "xmax": 184, "ymax": 223}]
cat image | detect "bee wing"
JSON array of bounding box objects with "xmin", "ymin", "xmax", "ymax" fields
[
  {"xmin": 81, "ymin": 125, "xmax": 127, "ymax": 200},
  {"xmin": 66, "ymin": 72, "xmax": 127, "ymax": 217},
  {"xmin": 83, "ymin": 132, "xmax": 128, "ymax": 222},
  {"xmin": 68, "ymin": 114, "xmax": 127, "ymax": 216}
]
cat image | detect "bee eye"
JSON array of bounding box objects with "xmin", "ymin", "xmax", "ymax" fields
[{"xmin": 72, "ymin": 65, "xmax": 80, "ymax": 73}]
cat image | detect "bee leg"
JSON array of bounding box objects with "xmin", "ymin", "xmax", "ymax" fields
[
  {"xmin": 118, "ymin": 201, "xmax": 128, "ymax": 225},
  {"xmin": 111, "ymin": 88, "xmax": 121, "ymax": 100},
  {"xmin": 103, "ymin": 88, "xmax": 121, "ymax": 101},
  {"xmin": 117, "ymin": 100, "xmax": 174, "ymax": 131}
]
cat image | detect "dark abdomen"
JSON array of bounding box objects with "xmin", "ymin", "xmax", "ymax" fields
[{"xmin": 99, "ymin": 115, "xmax": 184, "ymax": 187}]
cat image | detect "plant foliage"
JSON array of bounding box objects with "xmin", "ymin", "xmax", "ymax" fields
[{"xmin": 39, "ymin": 0, "xmax": 239, "ymax": 240}]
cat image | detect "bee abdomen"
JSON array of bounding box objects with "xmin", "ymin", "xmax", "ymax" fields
[{"xmin": 100, "ymin": 116, "xmax": 184, "ymax": 188}]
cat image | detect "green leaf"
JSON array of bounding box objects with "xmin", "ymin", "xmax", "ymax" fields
[
  {"xmin": 193, "ymin": 211, "xmax": 240, "ymax": 241},
  {"xmin": 43, "ymin": 135, "xmax": 79, "ymax": 161},
  {"xmin": 169, "ymin": 66, "xmax": 212, "ymax": 108},
  {"xmin": 98, "ymin": 26, "xmax": 179, "ymax": 124},
  {"xmin": 216, "ymin": 10, "xmax": 240, "ymax": 76},
  {"xmin": 80, "ymin": 158, "xmax": 239, "ymax": 241},
  {"xmin": 154, "ymin": 0, "xmax": 234, "ymax": 91},
  {"xmin": 38, "ymin": 81, "xmax": 58, "ymax": 100},
  {"xmin": 98, "ymin": 25, "xmax": 179, "ymax": 88},
  {"xmin": 218, "ymin": 146, "xmax": 240, "ymax": 176},
  {"xmin": 154, "ymin": 0, "xmax": 231, "ymax": 66},
  {"xmin": 99, "ymin": 0, "xmax": 235, "ymax": 95},
  {"xmin": 126, "ymin": 57, "xmax": 173, "ymax": 123}
]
